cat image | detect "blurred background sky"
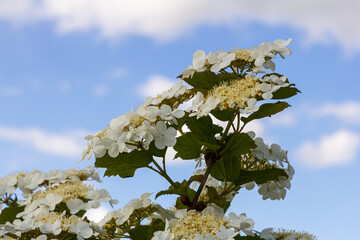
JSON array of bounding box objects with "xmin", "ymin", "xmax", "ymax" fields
[{"xmin": 0, "ymin": 1, "xmax": 359, "ymax": 239}]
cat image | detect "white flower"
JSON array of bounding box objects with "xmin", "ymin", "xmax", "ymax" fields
[
  {"xmin": 0, "ymin": 175, "xmax": 17, "ymax": 195},
  {"xmin": 227, "ymin": 212, "xmax": 254, "ymax": 236},
  {"xmin": 216, "ymin": 225, "xmax": 238, "ymax": 240},
  {"xmin": 13, "ymin": 218, "xmax": 35, "ymax": 232},
  {"xmin": 259, "ymin": 228, "xmax": 275, "ymax": 240},
  {"xmin": 153, "ymin": 121, "xmax": 177, "ymax": 149},
  {"xmin": 151, "ymin": 220, "xmax": 174, "ymax": 240},
  {"xmin": 115, "ymin": 205, "xmax": 134, "ymax": 225},
  {"xmin": 70, "ymin": 222, "xmax": 93, "ymax": 240},
  {"xmin": 193, "ymin": 50, "xmax": 207, "ymax": 69},
  {"xmin": 251, "ymin": 42, "xmax": 273, "ymax": 67},
  {"xmin": 39, "ymin": 220, "xmax": 61, "ymax": 235},
  {"xmin": 182, "ymin": 50, "xmax": 207, "ymax": 78},
  {"xmin": 80, "ymin": 136, "xmax": 106, "ymax": 161},
  {"xmin": 207, "ymin": 52, "xmax": 236, "ymax": 72},
  {"xmin": 188, "ymin": 93, "xmax": 220, "ymax": 119},
  {"xmin": 130, "ymin": 192, "xmax": 152, "ymax": 209},
  {"xmin": 39, "ymin": 194, "xmax": 62, "ymax": 211},
  {"xmin": 102, "ymin": 131, "xmax": 128, "ymax": 158},
  {"xmin": 151, "ymin": 231, "xmax": 174, "ymax": 240},
  {"xmin": 67, "ymin": 199, "xmax": 85, "ymax": 214},
  {"xmin": 241, "ymin": 98, "xmax": 259, "ymax": 114},
  {"xmin": 194, "ymin": 234, "xmax": 216, "ymax": 240},
  {"xmin": 272, "ymin": 38, "xmax": 292, "ymax": 58},
  {"xmin": 32, "ymin": 235, "xmax": 47, "ymax": 240}
]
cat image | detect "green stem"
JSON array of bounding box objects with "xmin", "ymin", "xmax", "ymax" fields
[
  {"xmin": 219, "ymin": 113, "xmax": 237, "ymax": 145},
  {"xmin": 190, "ymin": 152, "xmax": 218, "ymax": 209},
  {"xmin": 151, "ymin": 159, "xmax": 177, "ymax": 187}
]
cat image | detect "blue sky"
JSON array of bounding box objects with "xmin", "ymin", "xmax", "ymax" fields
[{"xmin": 0, "ymin": 1, "xmax": 360, "ymax": 239}]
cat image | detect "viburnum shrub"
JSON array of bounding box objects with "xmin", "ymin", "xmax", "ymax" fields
[{"xmin": 0, "ymin": 39, "xmax": 316, "ymax": 240}]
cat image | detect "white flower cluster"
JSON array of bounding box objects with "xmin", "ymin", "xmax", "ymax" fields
[
  {"xmin": 0, "ymin": 166, "xmax": 100, "ymax": 198},
  {"xmin": 0, "ymin": 166, "xmax": 117, "ymax": 240},
  {"xmin": 182, "ymin": 38, "xmax": 292, "ymax": 79},
  {"xmin": 186, "ymin": 92, "xmax": 221, "ymax": 119},
  {"xmin": 260, "ymin": 228, "xmax": 310, "ymax": 240},
  {"xmin": 80, "ymin": 80, "xmax": 188, "ymax": 161},
  {"xmin": 182, "ymin": 50, "xmax": 237, "ymax": 78},
  {"xmin": 151, "ymin": 205, "xmax": 255, "ymax": 240},
  {"xmin": 259, "ymin": 74, "xmax": 289, "ymax": 100},
  {"xmin": 98, "ymin": 192, "xmax": 153, "ymax": 228},
  {"xmin": 251, "ymin": 38, "xmax": 292, "ymax": 72},
  {"xmin": 251, "ymin": 137, "xmax": 295, "ymax": 200}
]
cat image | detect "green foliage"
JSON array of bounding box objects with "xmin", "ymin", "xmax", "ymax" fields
[
  {"xmin": 241, "ymin": 101, "xmax": 291, "ymax": 125},
  {"xmin": 210, "ymin": 155, "xmax": 288, "ymax": 187},
  {"xmin": 211, "ymin": 109, "xmax": 235, "ymax": 121},
  {"xmin": 129, "ymin": 225, "xmax": 160, "ymax": 240},
  {"xmin": 234, "ymin": 234, "xmax": 262, "ymax": 239},
  {"xmin": 181, "ymin": 70, "xmax": 220, "ymax": 90},
  {"xmin": 232, "ymin": 168, "xmax": 288, "ymax": 186},
  {"xmin": 155, "ymin": 180, "xmax": 196, "ymax": 201},
  {"xmin": 186, "ymin": 116, "xmax": 223, "ymax": 145},
  {"xmin": 95, "ymin": 150, "xmax": 153, "ymax": 178},
  {"xmin": 0, "ymin": 205, "xmax": 24, "ymax": 224},
  {"xmin": 149, "ymin": 141, "xmax": 167, "ymax": 158},
  {"xmin": 205, "ymin": 186, "xmax": 230, "ymax": 210},
  {"xmin": 210, "ymin": 157, "xmax": 243, "ymax": 183},
  {"xmin": 272, "ymin": 85, "xmax": 301, "ymax": 99},
  {"xmin": 220, "ymin": 133, "xmax": 256, "ymax": 159},
  {"xmin": 174, "ymin": 133, "xmax": 202, "ymax": 159}
]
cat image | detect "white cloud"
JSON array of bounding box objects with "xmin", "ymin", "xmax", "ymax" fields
[
  {"xmin": 138, "ymin": 75, "xmax": 175, "ymax": 98},
  {"xmin": 0, "ymin": 0, "xmax": 359, "ymax": 51},
  {"xmin": 315, "ymin": 102, "xmax": 360, "ymax": 125},
  {"xmin": 268, "ymin": 111, "xmax": 297, "ymax": 127},
  {"xmin": 0, "ymin": 86, "xmax": 22, "ymax": 96},
  {"xmin": 85, "ymin": 206, "xmax": 110, "ymax": 223},
  {"xmin": 108, "ymin": 67, "xmax": 127, "ymax": 79},
  {"xmin": 0, "ymin": 126, "xmax": 87, "ymax": 158},
  {"xmin": 93, "ymin": 85, "xmax": 107, "ymax": 97},
  {"xmin": 294, "ymin": 129, "xmax": 360, "ymax": 169}
]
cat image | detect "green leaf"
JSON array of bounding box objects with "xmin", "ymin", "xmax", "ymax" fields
[
  {"xmin": 211, "ymin": 156, "xmax": 288, "ymax": 186},
  {"xmin": 129, "ymin": 225, "xmax": 159, "ymax": 240},
  {"xmin": 234, "ymin": 234, "xmax": 262, "ymax": 239},
  {"xmin": 0, "ymin": 205, "xmax": 24, "ymax": 224},
  {"xmin": 241, "ymin": 101, "xmax": 291, "ymax": 125},
  {"xmin": 210, "ymin": 157, "xmax": 242, "ymax": 182},
  {"xmin": 95, "ymin": 150, "xmax": 153, "ymax": 178},
  {"xmin": 149, "ymin": 141, "xmax": 167, "ymax": 158},
  {"xmin": 211, "ymin": 109, "xmax": 235, "ymax": 121},
  {"xmin": 233, "ymin": 168, "xmax": 289, "ymax": 186},
  {"xmin": 272, "ymin": 85, "xmax": 301, "ymax": 99},
  {"xmin": 205, "ymin": 186, "xmax": 230, "ymax": 211},
  {"xmin": 182, "ymin": 70, "xmax": 220, "ymax": 90},
  {"xmin": 174, "ymin": 133, "xmax": 202, "ymax": 160},
  {"xmin": 175, "ymin": 196, "xmax": 188, "ymax": 209},
  {"xmin": 155, "ymin": 180, "xmax": 196, "ymax": 201},
  {"xmin": 221, "ymin": 133, "xmax": 256, "ymax": 159},
  {"xmin": 186, "ymin": 116, "xmax": 221, "ymax": 145}
]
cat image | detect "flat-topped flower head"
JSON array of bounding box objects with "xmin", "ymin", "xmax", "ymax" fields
[
  {"xmin": 208, "ymin": 75, "xmax": 261, "ymax": 112},
  {"xmin": 169, "ymin": 206, "xmax": 228, "ymax": 239}
]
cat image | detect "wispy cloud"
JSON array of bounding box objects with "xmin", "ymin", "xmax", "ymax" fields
[
  {"xmin": 0, "ymin": 0, "xmax": 359, "ymax": 52},
  {"xmin": 0, "ymin": 85, "xmax": 22, "ymax": 96},
  {"xmin": 92, "ymin": 85, "xmax": 108, "ymax": 97},
  {"xmin": 108, "ymin": 67, "xmax": 127, "ymax": 79},
  {"xmin": 138, "ymin": 75, "xmax": 175, "ymax": 98},
  {"xmin": 84, "ymin": 206, "xmax": 110, "ymax": 223},
  {"xmin": 294, "ymin": 129, "xmax": 360, "ymax": 169},
  {"xmin": 0, "ymin": 126, "xmax": 88, "ymax": 158},
  {"xmin": 313, "ymin": 102, "xmax": 360, "ymax": 125}
]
